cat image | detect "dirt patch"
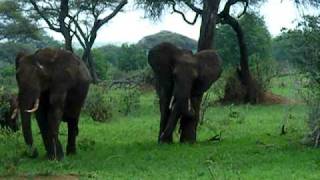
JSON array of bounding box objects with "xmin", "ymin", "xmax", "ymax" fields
[
  {"xmin": 0, "ymin": 175, "xmax": 79, "ymax": 180},
  {"xmin": 261, "ymin": 91, "xmax": 297, "ymax": 105}
]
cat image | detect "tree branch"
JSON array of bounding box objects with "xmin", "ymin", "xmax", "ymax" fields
[
  {"xmin": 29, "ymin": 0, "xmax": 60, "ymax": 32},
  {"xmin": 95, "ymin": 0, "xmax": 128, "ymax": 29},
  {"xmin": 171, "ymin": 1, "xmax": 199, "ymax": 25},
  {"xmin": 184, "ymin": 1, "xmax": 203, "ymax": 14}
]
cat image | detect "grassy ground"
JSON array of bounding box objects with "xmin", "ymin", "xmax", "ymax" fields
[{"xmin": 1, "ymin": 78, "xmax": 319, "ymax": 179}]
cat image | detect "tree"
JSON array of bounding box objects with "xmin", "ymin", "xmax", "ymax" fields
[
  {"xmin": 0, "ymin": 0, "xmax": 39, "ymax": 42},
  {"xmin": 22, "ymin": 0, "xmax": 128, "ymax": 82},
  {"xmin": 216, "ymin": 12, "xmax": 272, "ymax": 66},
  {"xmin": 137, "ymin": 0, "xmax": 320, "ymax": 103},
  {"xmin": 0, "ymin": 0, "xmax": 61, "ymax": 66},
  {"xmin": 136, "ymin": 0, "xmax": 264, "ymax": 103}
]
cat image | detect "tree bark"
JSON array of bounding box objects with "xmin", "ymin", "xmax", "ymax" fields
[
  {"xmin": 221, "ymin": 15, "xmax": 262, "ymax": 103},
  {"xmin": 198, "ymin": 0, "xmax": 221, "ymax": 51},
  {"xmin": 59, "ymin": 0, "xmax": 73, "ymax": 52},
  {"xmin": 82, "ymin": 47, "xmax": 99, "ymax": 83}
]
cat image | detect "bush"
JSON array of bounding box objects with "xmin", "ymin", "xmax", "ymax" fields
[
  {"xmin": 117, "ymin": 88, "xmax": 141, "ymax": 116},
  {"xmin": 249, "ymin": 54, "xmax": 279, "ymax": 91},
  {"xmin": 84, "ymin": 85, "xmax": 113, "ymax": 122},
  {"xmin": 0, "ymin": 129, "xmax": 23, "ymax": 176},
  {"xmin": 0, "ymin": 65, "xmax": 16, "ymax": 89}
]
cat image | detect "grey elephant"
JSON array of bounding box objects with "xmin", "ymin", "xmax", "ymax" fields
[
  {"xmin": 148, "ymin": 42, "xmax": 222, "ymax": 143},
  {"xmin": 15, "ymin": 48, "xmax": 91, "ymax": 160}
]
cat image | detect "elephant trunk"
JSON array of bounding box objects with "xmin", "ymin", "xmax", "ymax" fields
[
  {"xmin": 18, "ymin": 92, "xmax": 40, "ymax": 150},
  {"xmin": 174, "ymin": 96, "xmax": 194, "ymax": 119}
]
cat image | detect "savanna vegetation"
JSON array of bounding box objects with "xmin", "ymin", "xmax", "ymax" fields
[{"xmin": 0, "ymin": 0, "xmax": 320, "ymax": 179}]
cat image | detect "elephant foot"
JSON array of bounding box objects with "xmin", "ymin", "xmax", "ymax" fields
[
  {"xmin": 47, "ymin": 140, "xmax": 64, "ymax": 161},
  {"xmin": 47, "ymin": 149, "xmax": 64, "ymax": 161},
  {"xmin": 180, "ymin": 131, "xmax": 197, "ymax": 144},
  {"xmin": 180, "ymin": 138, "xmax": 196, "ymax": 144},
  {"xmin": 158, "ymin": 133, "xmax": 173, "ymax": 144},
  {"xmin": 24, "ymin": 146, "xmax": 38, "ymax": 158},
  {"xmin": 66, "ymin": 145, "xmax": 76, "ymax": 155}
]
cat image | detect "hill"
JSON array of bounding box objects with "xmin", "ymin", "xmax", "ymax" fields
[{"xmin": 137, "ymin": 30, "xmax": 197, "ymax": 50}]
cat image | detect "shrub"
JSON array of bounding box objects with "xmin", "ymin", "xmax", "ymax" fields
[
  {"xmin": 0, "ymin": 87, "xmax": 11, "ymax": 125},
  {"xmin": 249, "ymin": 54, "xmax": 279, "ymax": 91},
  {"xmin": 117, "ymin": 88, "xmax": 141, "ymax": 116},
  {"xmin": 84, "ymin": 85, "xmax": 113, "ymax": 122},
  {"xmin": 0, "ymin": 129, "xmax": 23, "ymax": 176}
]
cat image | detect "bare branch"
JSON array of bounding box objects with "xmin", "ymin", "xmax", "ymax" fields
[
  {"xmin": 95, "ymin": 0, "xmax": 128, "ymax": 29},
  {"xmin": 171, "ymin": 2, "xmax": 199, "ymax": 25},
  {"xmin": 237, "ymin": 0, "xmax": 249, "ymax": 18},
  {"xmin": 219, "ymin": 0, "xmax": 248, "ymax": 20},
  {"xmin": 183, "ymin": 1, "xmax": 203, "ymax": 14},
  {"xmin": 67, "ymin": 14, "xmax": 88, "ymax": 43},
  {"xmin": 29, "ymin": 0, "xmax": 60, "ymax": 32}
]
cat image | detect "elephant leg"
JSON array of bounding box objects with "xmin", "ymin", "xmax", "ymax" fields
[
  {"xmin": 160, "ymin": 105, "xmax": 180, "ymax": 143},
  {"xmin": 158, "ymin": 88, "xmax": 173, "ymax": 143},
  {"xmin": 180, "ymin": 95, "xmax": 202, "ymax": 143},
  {"xmin": 47, "ymin": 92, "xmax": 65, "ymax": 160},
  {"xmin": 64, "ymin": 84, "xmax": 89, "ymax": 155},
  {"xmin": 66, "ymin": 117, "xmax": 78, "ymax": 155},
  {"xmin": 21, "ymin": 112, "xmax": 38, "ymax": 158},
  {"xmin": 35, "ymin": 97, "xmax": 50, "ymax": 155}
]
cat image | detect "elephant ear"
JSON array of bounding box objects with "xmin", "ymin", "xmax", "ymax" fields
[
  {"xmin": 193, "ymin": 50, "xmax": 223, "ymax": 95},
  {"xmin": 15, "ymin": 52, "xmax": 28, "ymax": 70}
]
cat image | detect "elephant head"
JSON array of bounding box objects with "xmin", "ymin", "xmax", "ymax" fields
[
  {"xmin": 16, "ymin": 53, "xmax": 45, "ymax": 124},
  {"xmin": 148, "ymin": 42, "xmax": 222, "ymax": 143}
]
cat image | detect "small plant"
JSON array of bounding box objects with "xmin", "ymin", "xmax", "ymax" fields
[
  {"xmin": 117, "ymin": 88, "xmax": 141, "ymax": 116},
  {"xmin": 0, "ymin": 129, "xmax": 23, "ymax": 176},
  {"xmin": 84, "ymin": 85, "xmax": 113, "ymax": 122}
]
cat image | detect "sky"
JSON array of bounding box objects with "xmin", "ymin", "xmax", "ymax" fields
[{"xmin": 47, "ymin": 0, "xmax": 317, "ymax": 46}]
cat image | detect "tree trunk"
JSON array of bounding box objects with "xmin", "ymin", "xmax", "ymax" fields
[
  {"xmin": 59, "ymin": 0, "xmax": 73, "ymax": 52},
  {"xmin": 82, "ymin": 47, "xmax": 99, "ymax": 83},
  {"xmin": 198, "ymin": 0, "xmax": 221, "ymax": 51},
  {"xmin": 63, "ymin": 34, "xmax": 73, "ymax": 52},
  {"xmin": 223, "ymin": 15, "xmax": 262, "ymax": 103}
]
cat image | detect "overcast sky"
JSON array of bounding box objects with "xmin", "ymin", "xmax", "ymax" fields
[{"xmin": 47, "ymin": 0, "xmax": 317, "ymax": 46}]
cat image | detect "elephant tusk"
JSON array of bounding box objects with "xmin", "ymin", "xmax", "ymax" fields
[
  {"xmin": 11, "ymin": 108, "xmax": 19, "ymax": 119},
  {"xmin": 188, "ymin": 99, "xmax": 192, "ymax": 111},
  {"xmin": 169, "ymin": 96, "xmax": 175, "ymax": 110},
  {"xmin": 25, "ymin": 98, "xmax": 40, "ymax": 113}
]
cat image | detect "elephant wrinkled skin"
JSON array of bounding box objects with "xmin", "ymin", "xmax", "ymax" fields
[
  {"xmin": 15, "ymin": 48, "xmax": 91, "ymax": 160},
  {"xmin": 148, "ymin": 42, "xmax": 222, "ymax": 143}
]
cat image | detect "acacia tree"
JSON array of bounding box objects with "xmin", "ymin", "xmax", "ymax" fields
[
  {"xmin": 22, "ymin": 0, "xmax": 128, "ymax": 82},
  {"xmin": 136, "ymin": 0, "xmax": 263, "ymax": 102},
  {"xmin": 0, "ymin": 0, "xmax": 39, "ymax": 42},
  {"xmin": 137, "ymin": 0, "xmax": 320, "ymax": 103}
]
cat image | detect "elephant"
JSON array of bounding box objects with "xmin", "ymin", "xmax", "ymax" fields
[
  {"xmin": 148, "ymin": 42, "xmax": 222, "ymax": 143},
  {"xmin": 15, "ymin": 48, "xmax": 91, "ymax": 160},
  {"xmin": 0, "ymin": 94, "xmax": 19, "ymax": 132}
]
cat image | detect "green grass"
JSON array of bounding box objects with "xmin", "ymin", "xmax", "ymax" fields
[{"xmin": 1, "ymin": 91, "xmax": 319, "ymax": 179}]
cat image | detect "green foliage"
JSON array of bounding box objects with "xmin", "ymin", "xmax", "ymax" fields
[
  {"xmin": 84, "ymin": 85, "xmax": 113, "ymax": 122},
  {"xmin": 92, "ymin": 44, "xmax": 148, "ymax": 80},
  {"xmin": 91, "ymin": 48, "xmax": 109, "ymax": 80},
  {"xmin": 137, "ymin": 30, "xmax": 197, "ymax": 50},
  {"xmin": 0, "ymin": 87, "xmax": 10, "ymax": 123},
  {"xmin": 249, "ymin": 54, "xmax": 279, "ymax": 91},
  {"xmin": 0, "ymin": 0, "xmax": 39, "ymax": 41},
  {"xmin": 117, "ymin": 88, "xmax": 141, "ymax": 116},
  {"xmin": 0, "ymin": 129, "xmax": 23, "ymax": 176},
  {"xmin": 84, "ymin": 85, "xmax": 142, "ymax": 121},
  {"xmin": 215, "ymin": 12, "xmax": 272, "ymax": 66},
  {"xmin": 117, "ymin": 44, "xmax": 148, "ymax": 72},
  {"xmin": 276, "ymin": 15, "xmax": 320, "ymax": 145}
]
